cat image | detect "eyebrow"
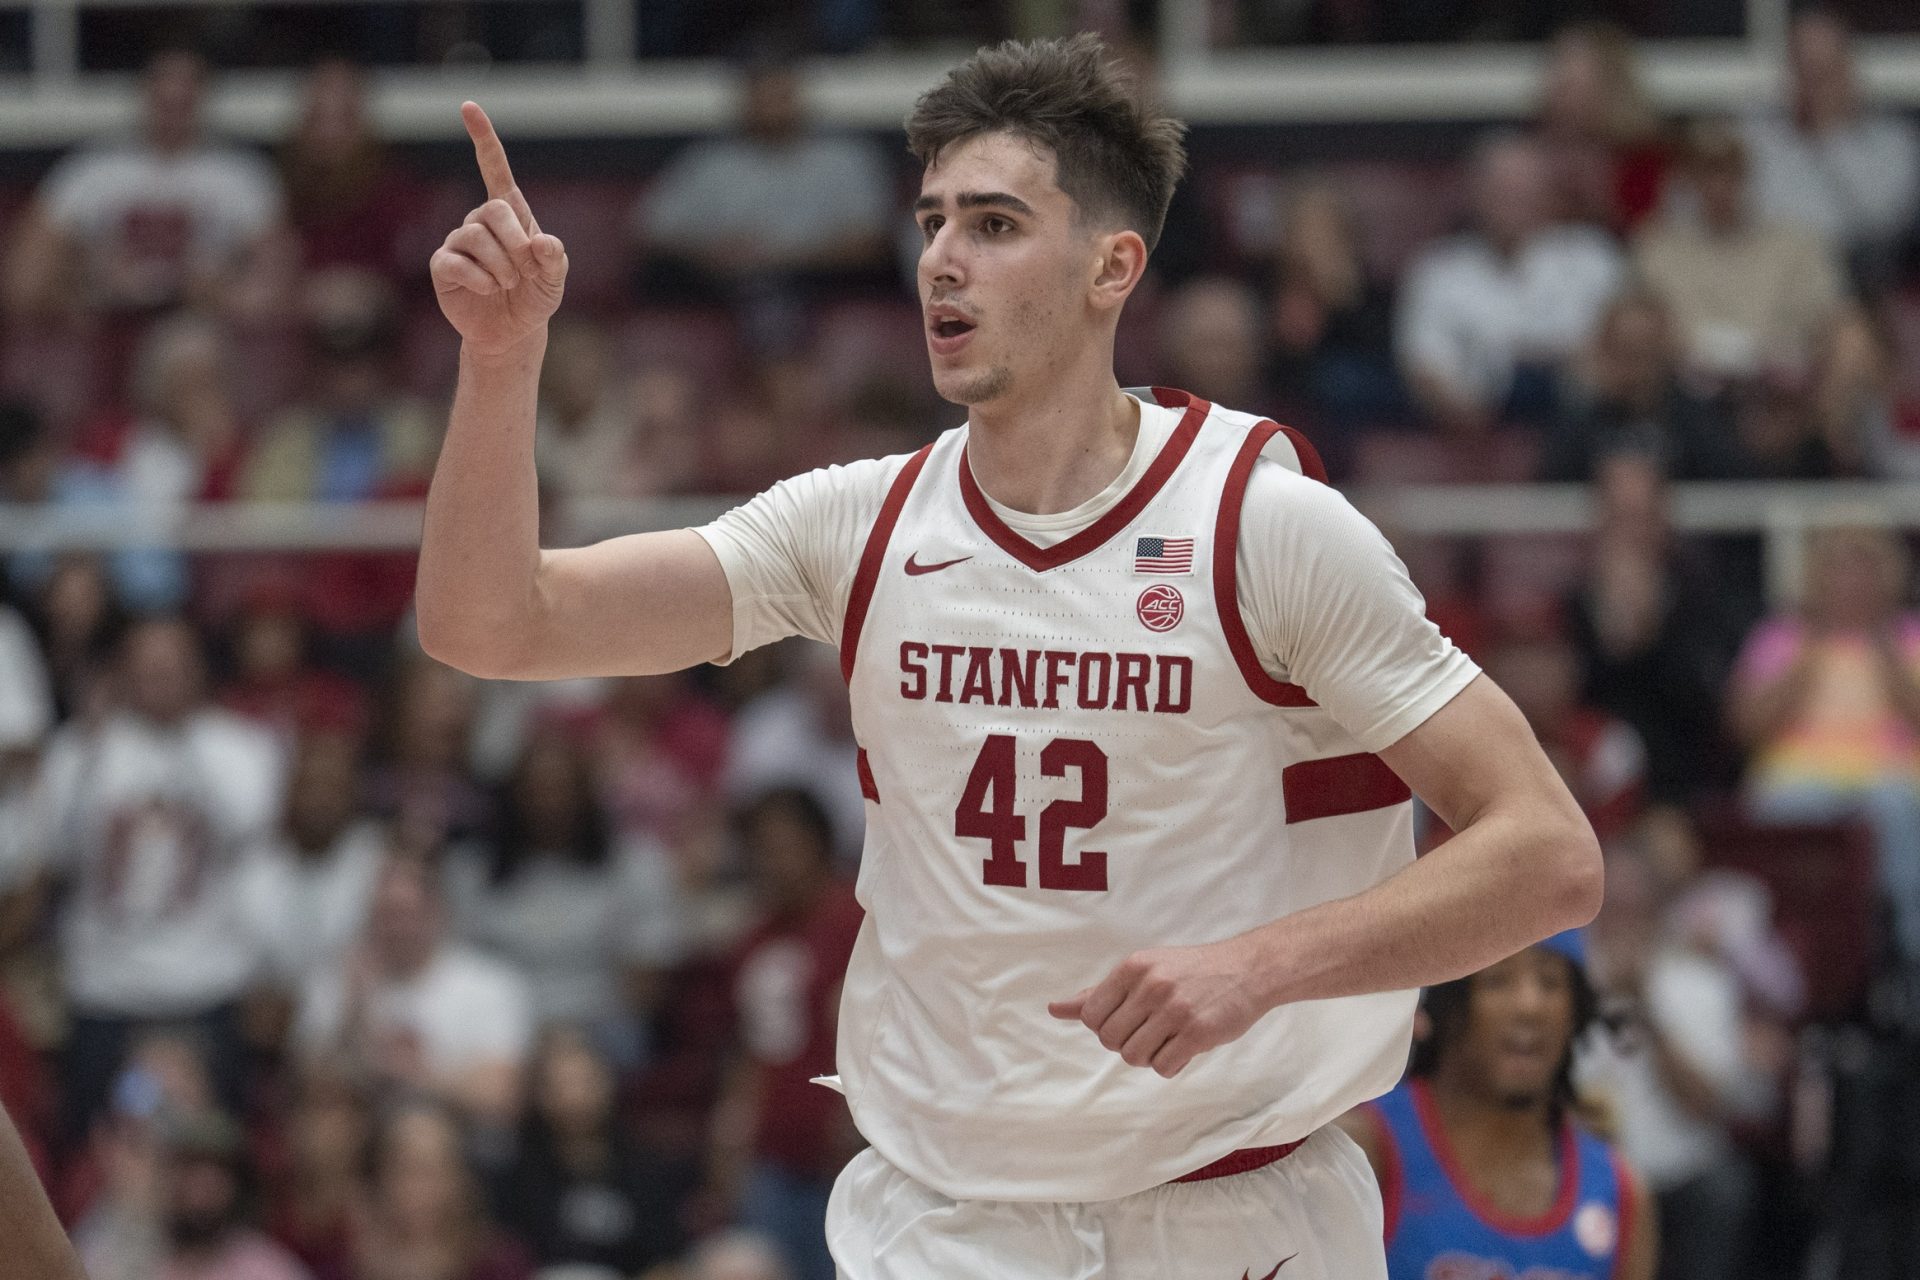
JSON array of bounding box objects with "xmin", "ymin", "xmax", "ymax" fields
[{"xmin": 913, "ymin": 190, "xmax": 1038, "ymax": 218}]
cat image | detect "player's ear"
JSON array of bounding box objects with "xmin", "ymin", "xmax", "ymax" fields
[{"xmin": 1089, "ymin": 228, "xmax": 1148, "ymax": 312}]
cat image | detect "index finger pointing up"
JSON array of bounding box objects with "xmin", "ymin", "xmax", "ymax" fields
[{"xmin": 461, "ymin": 101, "xmax": 538, "ymax": 232}]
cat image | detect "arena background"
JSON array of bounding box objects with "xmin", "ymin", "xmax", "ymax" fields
[{"xmin": 0, "ymin": 2, "xmax": 1917, "ymax": 1278}]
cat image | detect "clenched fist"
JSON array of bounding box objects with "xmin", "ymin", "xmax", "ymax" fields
[{"xmin": 431, "ymin": 102, "xmax": 569, "ymax": 356}]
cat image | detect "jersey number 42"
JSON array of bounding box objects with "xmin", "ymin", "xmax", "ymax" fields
[{"xmin": 956, "ymin": 734, "xmax": 1109, "ymax": 892}]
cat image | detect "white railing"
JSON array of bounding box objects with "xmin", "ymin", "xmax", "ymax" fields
[
  {"xmin": 7, "ymin": 481, "xmax": 1916, "ymax": 604},
  {"xmin": 0, "ymin": 0, "xmax": 1914, "ymax": 143}
]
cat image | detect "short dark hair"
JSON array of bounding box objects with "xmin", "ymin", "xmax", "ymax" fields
[{"xmin": 905, "ymin": 34, "xmax": 1188, "ymax": 252}]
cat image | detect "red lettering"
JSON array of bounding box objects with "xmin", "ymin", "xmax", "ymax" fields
[
  {"xmin": 1114, "ymin": 652, "xmax": 1152, "ymax": 711},
  {"xmin": 1039, "ymin": 738, "xmax": 1108, "ymax": 890},
  {"xmin": 1154, "ymin": 655, "xmax": 1192, "ymax": 714},
  {"xmin": 1042, "ymin": 650, "xmax": 1074, "ymax": 710},
  {"xmin": 899, "ymin": 641, "xmax": 929, "ymax": 700},
  {"xmin": 998, "ymin": 648, "xmax": 1037, "ymax": 708},
  {"xmin": 957, "ymin": 734, "xmax": 1026, "ymax": 886},
  {"xmin": 931, "ymin": 643, "xmax": 965, "ymax": 703},
  {"xmin": 959, "ymin": 646, "xmax": 995, "ymax": 704},
  {"xmin": 1075, "ymin": 651, "xmax": 1112, "ymax": 710}
]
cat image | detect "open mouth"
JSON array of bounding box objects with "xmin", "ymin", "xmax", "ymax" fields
[{"xmin": 932, "ymin": 318, "xmax": 976, "ymax": 339}]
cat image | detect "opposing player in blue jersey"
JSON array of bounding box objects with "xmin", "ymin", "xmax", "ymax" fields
[{"xmin": 1338, "ymin": 932, "xmax": 1657, "ymax": 1280}]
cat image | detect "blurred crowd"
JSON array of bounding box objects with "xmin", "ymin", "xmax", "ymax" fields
[{"xmin": 2, "ymin": 11, "xmax": 1920, "ymax": 1280}]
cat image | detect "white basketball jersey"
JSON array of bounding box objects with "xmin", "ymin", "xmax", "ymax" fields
[{"xmin": 834, "ymin": 388, "xmax": 1419, "ymax": 1203}]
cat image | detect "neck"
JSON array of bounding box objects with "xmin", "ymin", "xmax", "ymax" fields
[
  {"xmin": 1427, "ymin": 1069, "xmax": 1556, "ymax": 1164},
  {"xmin": 962, "ymin": 359, "xmax": 1136, "ymax": 516}
]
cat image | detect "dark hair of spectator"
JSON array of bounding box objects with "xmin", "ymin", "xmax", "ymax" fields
[
  {"xmin": 735, "ymin": 786, "xmax": 835, "ymax": 864},
  {"xmin": 904, "ymin": 33, "xmax": 1189, "ymax": 253},
  {"xmin": 485, "ymin": 728, "xmax": 610, "ymax": 886},
  {"xmin": 0, "ymin": 397, "xmax": 44, "ymax": 468},
  {"xmin": 1407, "ymin": 952, "xmax": 1600, "ymax": 1126}
]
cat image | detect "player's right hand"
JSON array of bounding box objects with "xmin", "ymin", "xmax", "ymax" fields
[{"xmin": 431, "ymin": 101, "xmax": 569, "ymax": 356}]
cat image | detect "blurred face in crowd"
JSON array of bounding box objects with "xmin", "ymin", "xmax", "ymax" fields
[
  {"xmin": 1790, "ymin": 11, "xmax": 1858, "ymax": 130},
  {"xmin": 691, "ymin": 1235, "xmax": 793, "ymax": 1280},
  {"xmin": 1484, "ymin": 640, "xmax": 1580, "ymax": 738},
  {"xmin": 1806, "ymin": 525, "xmax": 1907, "ymax": 631},
  {"xmin": 1446, "ymin": 947, "xmax": 1579, "ymax": 1108},
  {"xmin": 532, "ymin": 1026, "xmax": 616, "ymax": 1135},
  {"xmin": 1593, "ymin": 294, "xmax": 1673, "ymax": 407},
  {"xmin": 916, "ymin": 131, "xmax": 1138, "ymax": 410},
  {"xmin": 1540, "ymin": 29, "xmax": 1611, "ymax": 137},
  {"xmin": 744, "ymin": 798, "xmax": 832, "ymax": 915},
  {"xmin": 393, "ymin": 661, "xmax": 474, "ymax": 770},
  {"xmin": 297, "ymin": 59, "xmax": 370, "ymax": 158},
  {"xmin": 165, "ymin": 1151, "xmax": 242, "ymax": 1251},
  {"xmin": 742, "ymin": 66, "xmax": 803, "ymax": 144},
  {"xmin": 1278, "ymin": 182, "xmax": 1362, "ymax": 305},
  {"xmin": 287, "ymin": 731, "xmax": 362, "ymax": 853},
  {"xmin": 143, "ymin": 51, "xmax": 206, "ymax": 153},
  {"xmin": 540, "ymin": 320, "xmax": 616, "ymax": 429},
  {"xmin": 1593, "ymin": 453, "xmax": 1669, "ymax": 554},
  {"xmin": 367, "ymin": 857, "xmax": 445, "ymax": 977},
  {"xmin": 288, "ymin": 1070, "xmax": 370, "ymax": 1181},
  {"xmin": 122, "ymin": 619, "xmax": 206, "ymax": 726},
  {"xmin": 1162, "ymin": 277, "xmax": 1262, "ymax": 404},
  {"xmin": 1470, "ymin": 138, "xmax": 1554, "ymax": 254},
  {"xmin": 373, "ymin": 1106, "xmax": 473, "ymax": 1234},
  {"xmin": 512, "ymin": 726, "xmax": 595, "ymax": 850}
]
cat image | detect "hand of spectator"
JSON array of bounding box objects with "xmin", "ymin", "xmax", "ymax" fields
[{"xmin": 432, "ymin": 103, "xmax": 569, "ymax": 357}]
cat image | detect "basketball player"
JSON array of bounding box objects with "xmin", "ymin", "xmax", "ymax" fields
[
  {"xmin": 1338, "ymin": 933, "xmax": 1658, "ymax": 1280},
  {"xmin": 0, "ymin": 1103, "xmax": 83, "ymax": 1280},
  {"xmin": 416, "ymin": 35, "xmax": 1603, "ymax": 1278}
]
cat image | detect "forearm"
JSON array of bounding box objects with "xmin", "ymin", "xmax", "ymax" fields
[
  {"xmin": 416, "ymin": 333, "xmax": 549, "ymax": 676},
  {"xmin": 0, "ymin": 1104, "xmax": 82, "ymax": 1280},
  {"xmin": 1245, "ymin": 802, "xmax": 1600, "ymax": 1010}
]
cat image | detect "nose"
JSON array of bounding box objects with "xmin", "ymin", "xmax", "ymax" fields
[{"xmin": 919, "ymin": 222, "xmax": 964, "ymax": 291}]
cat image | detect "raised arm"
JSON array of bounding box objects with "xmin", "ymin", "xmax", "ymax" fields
[
  {"xmin": 0, "ymin": 1103, "xmax": 82, "ymax": 1280},
  {"xmin": 416, "ymin": 103, "xmax": 732, "ymax": 681}
]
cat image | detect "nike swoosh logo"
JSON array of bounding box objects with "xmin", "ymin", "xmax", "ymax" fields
[
  {"xmin": 904, "ymin": 553, "xmax": 973, "ymax": 576},
  {"xmin": 1243, "ymin": 1257, "xmax": 1298, "ymax": 1280}
]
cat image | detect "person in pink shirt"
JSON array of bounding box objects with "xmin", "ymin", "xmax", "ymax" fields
[{"xmin": 1732, "ymin": 521, "xmax": 1920, "ymax": 968}]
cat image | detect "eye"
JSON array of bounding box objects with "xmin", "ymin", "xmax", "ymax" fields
[
  {"xmin": 982, "ymin": 215, "xmax": 1014, "ymax": 235},
  {"xmin": 919, "ymin": 215, "xmax": 944, "ymax": 241}
]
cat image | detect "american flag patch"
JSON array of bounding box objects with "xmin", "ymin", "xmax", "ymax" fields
[{"xmin": 1134, "ymin": 536, "xmax": 1194, "ymax": 574}]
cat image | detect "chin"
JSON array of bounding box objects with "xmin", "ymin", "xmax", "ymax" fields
[{"xmin": 934, "ymin": 364, "xmax": 1014, "ymax": 407}]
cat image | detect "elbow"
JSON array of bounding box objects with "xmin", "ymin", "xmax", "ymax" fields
[
  {"xmin": 1548, "ymin": 817, "xmax": 1606, "ymax": 931},
  {"xmin": 415, "ymin": 604, "xmax": 533, "ymax": 681}
]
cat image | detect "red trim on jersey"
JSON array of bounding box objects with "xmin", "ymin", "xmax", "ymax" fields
[
  {"xmin": 1282, "ymin": 753, "xmax": 1412, "ymax": 824},
  {"xmin": 1278, "ymin": 423, "xmax": 1329, "ymax": 484},
  {"xmin": 1610, "ymin": 1151, "xmax": 1638, "ymax": 1280},
  {"xmin": 839, "ymin": 444, "xmax": 935, "ymax": 684},
  {"xmin": 1412, "ymin": 1079, "xmax": 1581, "ymax": 1239},
  {"xmin": 856, "ymin": 748, "xmax": 879, "ymax": 803},
  {"xmin": 956, "ymin": 388, "xmax": 1208, "ymax": 574},
  {"xmin": 1369, "ymin": 1102, "xmax": 1405, "ymax": 1245},
  {"xmin": 1169, "ymin": 1139, "xmax": 1305, "ymax": 1184},
  {"xmin": 1212, "ymin": 419, "xmax": 1316, "ymax": 707}
]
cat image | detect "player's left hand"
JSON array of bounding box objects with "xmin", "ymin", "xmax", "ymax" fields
[{"xmin": 1048, "ymin": 936, "xmax": 1269, "ymax": 1078}]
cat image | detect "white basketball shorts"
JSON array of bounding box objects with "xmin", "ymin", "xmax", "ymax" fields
[{"xmin": 825, "ymin": 1126, "xmax": 1388, "ymax": 1279}]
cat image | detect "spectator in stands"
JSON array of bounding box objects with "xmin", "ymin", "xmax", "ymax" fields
[
  {"xmin": 724, "ymin": 644, "xmax": 864, "ymax": 865},
  {"xmin": 1732, "ymin": 522, "xmax": 1920, "ymax": 970},
  {"xmin": 8, "ymin": 617, "xmax": 283, "ymax": 1143},
  {"xmin": 44, "ymin": 311, "xmax": 244, "ymax": 611},
  {"xmin": 494, "ymin": 1024, "xmax": 688, "ymax": 1275},
  {"xmin": 294, "ymin": 852, "xmax": 533, "ymax": 1126},
  {"xmin": 263, "ymin": 1065, "xmax": 371, "ymax": 1280},
  {"xmin": 1584, "ymin": 848, "xmax": 1789, "ymax": 1280},
  {"xmin": 218, "ymin": 585, "xmax": 370, "ymax": 751},
  {"xmin": 1264, "ymin": 180, "xmax": 1405, "ymax": 441},
  {"xmin": 596, "ymin": 671, "xmax": 730, "ymax": 849},
  {"xmin": 1534, "ymin": 22, "xmax": 1672, "ymax": 231},
  {"xmin": 1484, "ymin": 633, "xmax": 1647, "ymax": 841},
  {"xmin": 237, "ymin": 728, "xmax": 385, "ymax": 1035},
  {"xmin": 3, "ymin": 49, "xmax": 294, "ymax": 322},
  {"xmin": 240, "ymin": 271, "xmax": 436, "ymax": 505},
  {"xmin": 1396, "ymin": 133, "xmax": 1625, "ymax": 433},
  {"xmin": 20, "ymin": 555, "xmax": 125, "ymax": 722},
  {"xmin": 1634, "ymin": 120, "xmax": 1849, "ymax": 388},
  {"xmin": 685, "ymin": 1231, "xmax": 793, "ymax": 1280},
  {"xmin": 1565, "ymin": 456, "xmax": 1739, "ymax": 806},
  {"xmin": 1159, "ymin": 276, "xmax": 1269, "ymax": 414},
  {"xmin": 350, "ymin": 1100, "xmax": 534, "ymax": 1280},
  {"xmin": 714, "ymin": 788, "xmax": 862, "ymax": 1280},
  {"xmin": 367, "ymin": 657, "xmax": 490, "ymax": 851},
  {"xmin": 1741, "ymin": 9, "xmax": 1920, "ymax": 290},
  {"xmin": 279, "ymin": 59, "xmax": 427, "ymax": 282},
  {"xmin": 1543, "ymin": 288, "xmax": 1746, "ymax": 482},
  {"xmin": 445, "ymin": 717, "xmax": 687, "ymax": 1056},
  {"xmin": 534, "ymin": 318, "xmax": 691, "ymax": 501},
  {"xmin": 150, "ymin": 1110, "xmax": 312, "ymax": 1280},
  {"xmin": 632, "ymin": 51, "xmax": 894, "ymax": 327}
]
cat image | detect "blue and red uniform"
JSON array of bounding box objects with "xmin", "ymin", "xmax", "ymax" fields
[{"xmin": 1368, "ymin": 1078, "xmax": 1637, "ymax": 1280}]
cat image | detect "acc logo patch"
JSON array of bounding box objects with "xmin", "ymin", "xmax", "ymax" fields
[{"xmin": 1136, "ymin": 583, "xmax": 1184, "ymax": 632}]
